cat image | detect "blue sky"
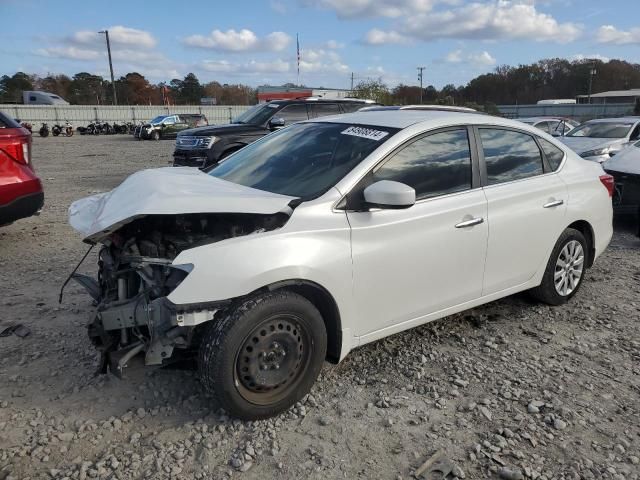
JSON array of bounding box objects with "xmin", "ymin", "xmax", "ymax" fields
[{"xmin": 1, "ymin": 0, "xmax": 639, "ymax": 89}]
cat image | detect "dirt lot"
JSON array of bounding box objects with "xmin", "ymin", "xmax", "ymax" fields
[{"xmin": 1, "ymin": 134, "xmax": 639, "ymax": 480}]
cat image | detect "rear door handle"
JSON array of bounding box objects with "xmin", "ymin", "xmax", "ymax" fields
[
  {"xmin": 543, "ymin": 200, "xmax": 564, "ymax": 208},
  {"xmin": 455, "ymin": 217, "xmax": 484, "ymax": 228}
]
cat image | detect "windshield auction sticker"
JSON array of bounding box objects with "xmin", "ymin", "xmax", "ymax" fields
[{"xmin": 341, "ymin": 126, "xmax": 389, "ymax": 141}]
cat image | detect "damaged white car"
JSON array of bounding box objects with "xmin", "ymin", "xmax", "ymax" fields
[{"xmin": 68, "ymin": 110, "xmax": 614, "ymax": 419}]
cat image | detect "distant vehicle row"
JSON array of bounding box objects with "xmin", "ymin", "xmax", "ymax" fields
[{"xmin": 172, "ymin": 98, "xmax": 377, "ymax": 169}]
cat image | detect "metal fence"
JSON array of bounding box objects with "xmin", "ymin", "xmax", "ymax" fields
[
  {"xmin": 0, "ymin": 104, "xmax": 251, "ymax": 126},
  {"xmin": 498, "ymin": 103, "xmax": 636, "ymax": 121}
]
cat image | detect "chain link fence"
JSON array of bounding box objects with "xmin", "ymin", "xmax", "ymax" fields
[{"xmin": 0, "ymin": 105, "xmax": 251, "ymax": 126}]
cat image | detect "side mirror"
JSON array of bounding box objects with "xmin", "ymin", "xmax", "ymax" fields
[
  {"xmin": 363, "ymin": 180, "xmax": 415, "ymax": 209},
  {"xmin": 269, "ymin": 117, "xmax": 286, "ymax": 130},
  {"xmin": 551, "ymin": 131, "xmax": 562, "ymax": 137}
]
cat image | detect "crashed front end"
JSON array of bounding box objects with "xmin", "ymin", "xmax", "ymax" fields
[
  {"xmin": 67, "ymin": 167, "xmax": 295, "ymax": 376},
  {"xmin": 76, "ymin": 212, "xmax": 288, "ymax": 376}
]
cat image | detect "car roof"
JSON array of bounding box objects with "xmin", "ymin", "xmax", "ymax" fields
[
  {"xmin": 269, "ymin": 98, "xmax": 375, "ymax": 105},
  {"xmin": 518, "ymin": 116, "xmax": 568, "ymax": 122},
  {"xmin": 310, "ymin": 110, "xmax": 523, "ymax": 130},
  {"xmin": 584, "ymin": 116, "xmax": 640, "ymax": 123}
]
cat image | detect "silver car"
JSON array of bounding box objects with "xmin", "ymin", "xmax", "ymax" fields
[
  {"xmin": 560, "ymin": 117, "xmax": 640, "ymax": 163},
  {"xmin": 518, "ymin": 117, "xmax": 579, "ymax": 137}
]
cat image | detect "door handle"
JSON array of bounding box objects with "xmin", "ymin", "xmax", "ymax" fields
[
  {"xmin": 455, "ymin": 217, "xmax": 484, "ymax": 228},
  {"xmin": 543, "ymin": 200, "xmax": 564, "ymax": 208}
]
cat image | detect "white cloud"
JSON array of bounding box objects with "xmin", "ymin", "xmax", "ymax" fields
[
  {"xmin": 444, "ymin": 49, "xmax": 496, "ymax": 66},
  {"xmin": 364, "ymin": 1, "xmax": 581, "ymax": 45},
  {"xmin": 445, "ymin": 49, "xmax": 464, "ymax": 63},
  {"xmin": 325, "ymin": 39, "xmax": 345, "ymax": 49},
  {"xmin": 569, "ymin": 53, "xmax": 610, "ymax": 62},
  {"xmin": 70, "ymin": 26, "xmax": 156, "ymax": 48},
  {"xmin": 183, "ymin": 29, "xmax": 291, "ymax": 52},
  {"xmin": 35, "ymin": 46, "xmax": 101, "ymax": 61},
  {"xmin": 201, "ymin": 59, "xmax": 291, "ymax": 74},
  {"xmin": 299, "ymin": 48, "xmax": 349, "ymax": 73},
  {"xmin": 304, "ymin": 0, "xmax": 440, "ymax": 18},
  {"xmin": 270, "ymin": 0, "xmax": 287, "ymax": 13},
  {"xmin": 596, "ymin": 25, "xmax": 640, "ymax": 45},
  {"xmin": 365, "ymin": 28, "xmax": 410, "ymax": 45}
]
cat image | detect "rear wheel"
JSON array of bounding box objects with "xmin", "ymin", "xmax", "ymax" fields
[
  {"xmin": 530, "ymin": 228, "xmax": 587, "ymax": 305},
  {"xmin": 198, "ymin": 291, "xmax": 327, "ymax": 420}
]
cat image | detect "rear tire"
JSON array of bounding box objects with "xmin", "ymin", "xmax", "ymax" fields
[
  {"xmin": 530, "ymin": 228, "xmax": 587, "ymax": 305},
  {"xmin": 198, "ymin": 290, "xmax": 327, "ymax": 420}
]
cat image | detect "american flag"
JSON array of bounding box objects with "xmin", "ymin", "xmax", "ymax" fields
[{"xmin": 296, "ymin": 33, "xmax": 300, "ymax": 83}]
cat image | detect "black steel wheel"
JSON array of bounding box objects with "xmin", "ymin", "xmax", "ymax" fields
[{"xmin": 198, "ymin": 290, "xmax": 326, "ymax": 420}]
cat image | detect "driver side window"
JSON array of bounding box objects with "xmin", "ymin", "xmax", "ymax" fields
[
  {"xmin": 164, "ymin": 116, "xmax": 176, "ymax": 125},
  {"xmin": 630, "ymin": 124, "xmax": 640, "ymax": 141},
  {"xmin": 372, "ymin": 128, "xmax": 473, "ymax": 200}
]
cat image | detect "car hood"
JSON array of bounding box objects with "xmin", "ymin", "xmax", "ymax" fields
[
  {"xmin": 69, "ymin": 167, "xmax": 296, "ymax": 243},
  {"xmin": 177, "ymin": 123, "xmax": 266, "ymax": 137},
  {"xmin": 603, "ymin": 147, "xmax": 640, "ymax": 175},
  {"xmin": 559, "ymin": 137, "xmax": 626, "ymax": 154}
]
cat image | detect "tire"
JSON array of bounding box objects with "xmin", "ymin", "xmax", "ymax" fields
[
  {"xmin": 151, "ymin": 130, "xmax": 160, "ymax": 141},
  {"xmin": 530, "ymin": 228, "xmax": 588, "ymax": 305},
  {"xmin": 198, "ymin": 290, "xmax": 327, "ymax": 420},
  {"xmin": 52, "ymin": 127, "xmax": 60, "ymax": 137},
  {"xmin": 39, "ymin": 128, "xmax": 49, "ymax": 138}
]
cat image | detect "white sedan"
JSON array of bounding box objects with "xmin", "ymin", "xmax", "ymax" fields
[{"xmin": 69, "ymin": 109, "xmax": 614, "ymax": 419}]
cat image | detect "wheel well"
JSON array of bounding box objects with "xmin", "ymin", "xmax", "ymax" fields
[
  {"xmin": 568, "ymin": 220, "xmax": 595, "ymax": 267},
  {"xmin": 265, "ymin": 280, "xmax": 342, "ymax": 364}
]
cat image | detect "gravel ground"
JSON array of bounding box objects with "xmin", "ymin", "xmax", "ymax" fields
[{"xmin": 0, "ymin": 134, "xmax": 639, "ymax": 480}]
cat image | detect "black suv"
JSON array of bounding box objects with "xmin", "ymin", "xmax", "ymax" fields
[{"xmin": 172, "ymin": 98, "xmax": 376, "ymax": 169}]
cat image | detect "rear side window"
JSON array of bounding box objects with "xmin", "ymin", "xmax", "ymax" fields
[
  {"xmin": 373, "ymin": 128, "xmax": 472, "ymax": 200},
  {"xmin": 310, "ymin": 103, "xmax": 340, "ymax": 118},
  {"xmin": 479, "ymin": 129, "xmax": 543, "ymax": 185},
  {"xmin": 538, "ymin": 138, "xmax": 565, "ymax": 171},
  {"xmin": 277, "ymin": 104, "xmax": 309, "ymax": 124},
  {"xmin": 341, "ymin": 103, "xmax": 367, "ymax": 113}
]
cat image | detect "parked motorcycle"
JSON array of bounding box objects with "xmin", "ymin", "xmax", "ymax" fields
[
  {"xmin": 39, "ymin": 123, "xmax": 50, "ymax": 137},
  {"xmin": 18, "ymin": 120, "xmax": 32, "ymax": 132},
  {"xmin": 52, "ymin": 121, "xmax": 74, "ymax": 137}
]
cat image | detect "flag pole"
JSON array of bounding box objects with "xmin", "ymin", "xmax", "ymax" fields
[{"xmin": 296, "ymin": 33, "xmax": 300, "ymax": 86}]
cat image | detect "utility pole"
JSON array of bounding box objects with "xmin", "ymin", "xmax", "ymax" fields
[
  {"xmin": 98, "ymin": 30, "xmax": 117, "ymax": 105},
  {"xmin": 417, "ymin": 67, "xmax": 425, "ymax": 104},
  {"xmin": 587, "ymin": 62, "xmax": 597, "ymax": 104},
  {"xmin": 350, "ymin": 72, "xmax": 354, "ymax": 92}
]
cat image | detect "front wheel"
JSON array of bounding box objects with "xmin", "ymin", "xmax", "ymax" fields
[
  {"xmin": 530, "ymin": 228, "xmax": 588, "ymax": 305},
  {"xmin": 198, "ymin": 291, "xmax": 327, "ymax": 420},
  {"xmin": 52, "ymin": 127, "xmax": 60, "ymax": 136},
  {"xmin": 151, "ymin": 130, "xmax": 160, "ymax": 141}
]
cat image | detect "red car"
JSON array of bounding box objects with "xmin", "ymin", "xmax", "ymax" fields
[{"xmin": 0, "ymin": 112, "xmax": 43, "ymax": 225}]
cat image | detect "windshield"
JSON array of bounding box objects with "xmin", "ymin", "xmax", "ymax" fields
[
  {"xmin": 149, "ymin": 115, "xmax": 168, "ymax": 125},
  {"xmin": 209, "ymin": 122, "xmax": 399, "ymax": 199},
  {"xmin": 232, "ymin": 103, "xmax": 279, "ymax": 125},
  {"xmin": 566, "ymin": 122, "xmax": 633, "ymax": 139}
]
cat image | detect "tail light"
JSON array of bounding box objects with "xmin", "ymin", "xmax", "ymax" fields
[
  {"xmin": 599, "ymin": 174, "xmax": 615, "ymax": 197},
  {"xmin": 0, "ymin": 134, "xmax": 31, "ymax": 166}
]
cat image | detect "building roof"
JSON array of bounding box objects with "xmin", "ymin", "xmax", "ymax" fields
[{"xmin": 576, "ymin": 89, "xmax": 640, "ymax": 98}]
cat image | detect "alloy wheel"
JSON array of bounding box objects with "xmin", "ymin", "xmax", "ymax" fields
[{"xmin": 554, "ymin": 239, "xmax": 584, "ymax": 296}]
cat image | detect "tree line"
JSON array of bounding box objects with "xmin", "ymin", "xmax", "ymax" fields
[
  {"xmin": 0, "ymin": 72, "xmax": 256, "ymax": 105},
  {"xmin": 353, "ymin": 58, "xmax": 640, "ymax": 110},
  {"xmin": 1, "ymin": 57, "xmax": 639, "ymax": 107}
]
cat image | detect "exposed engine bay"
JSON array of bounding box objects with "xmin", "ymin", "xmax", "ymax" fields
[{"xmin": 72, "ymin": 212, "xmax": 290, "ymax": 375}]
